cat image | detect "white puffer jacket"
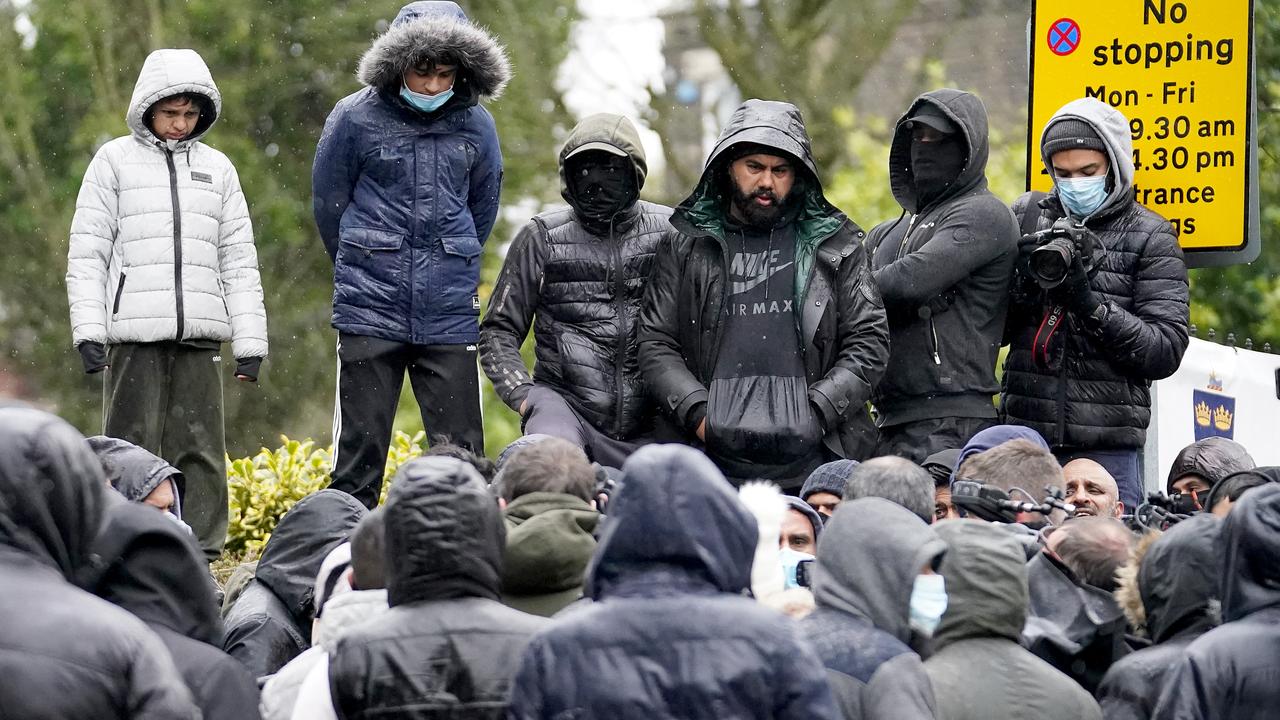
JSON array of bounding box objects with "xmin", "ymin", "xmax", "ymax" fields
[{"xmin": 66, "ymin": 49, "xmax": 268, "ymax": 360}]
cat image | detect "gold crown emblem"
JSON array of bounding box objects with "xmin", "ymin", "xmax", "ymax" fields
[
  {"xmin": 1195, "ymin": 401, "xmax": 1212, "ymax": 427},
  {"xmin": 1213, "ymin": 405, "xmax": 1233, "ymax": 431}
]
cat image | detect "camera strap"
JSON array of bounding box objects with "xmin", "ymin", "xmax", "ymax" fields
[{"xmin": 1032, "ymin": 304, "xmax": 1067, "ymax": 370}]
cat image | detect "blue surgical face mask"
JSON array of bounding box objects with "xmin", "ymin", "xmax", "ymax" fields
[
  {"xmin": 1056, "ymin": 174, "xmax": 1108, "ymax": 218},
  {"xmin": 400, "ymin": 82, "xmax": 454, "ymax": 113},
  {"xmin": 908, "ymin": 573, "xmax": 948, "ymax": 637},
  {"xmin": 780, "ymin": 547, "xmax": 816, "ymax": 589}
]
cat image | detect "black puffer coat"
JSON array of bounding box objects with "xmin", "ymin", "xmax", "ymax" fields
[
  {"xmin": 1097, "ymin": 514, "xmax": 1221, "ymax": 720},
  {"xmin": 866, "ymin": 89, "xmax": 1017, "ymax": 426},
  {"xmin": 1151, "ymin": 484, "xmax": 1280, "ymax": 719},
  {"xmin": 1004, "ymin": 99, "xmax": 1189, "ymax": 450},
  {"xmin": 92, "ymin": 495, "xmax": 262, "ymax": 720},
  {"xmin": 508, "ymin": 445, "xmax": 838, "ymax": 719},
  {"xmin": 638, "ymin": 100, "xmax": 889, "ymax": 462},
  {"xmin": 222, "ymin": 488, "xmax": 365, "ymax": 678},
  {"xmin": 1165, "ymin": 437, "xmax": 1256, "ymax": 493},
  {"xmin": 481, "ymin": 114, "xmax": 671, "ymax": 438},
  {"xmin": 0, "ymin": 406, "xmax": 198, "ymax": 719},
  {"xmin": 329, "ymin": 457, "xmax": 547, "ymax": 718}
]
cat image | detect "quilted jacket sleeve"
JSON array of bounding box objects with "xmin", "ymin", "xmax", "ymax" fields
[
  {"xmin": 809, "ymin": 246, "xmax": 890, "ymax": 432},
  {"xmin": 312, "ymin": 100, "xmax": 359, "ymax": 262},
  {"xmin": 479, "ymin": 220, "xmax": 544, "ymax": 411},
  {"xmin": 218, "ymin": 161, "xmax": 269, "ymax": 360},
  {"xmin": 66, "ymin": 145, "xmax": 120, "ymax": 347},
  {"xmin": 1092, "ymin": 224, "xmax": 1189, "ymax": 380},
  {"xmin": 467, "ymin": 107, "xmax": 503, "ymax": 245}
]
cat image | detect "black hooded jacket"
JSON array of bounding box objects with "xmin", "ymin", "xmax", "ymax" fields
[
  {"xmin": 89, "ymin": 435, "xmax": 185, "ymax": 517},
  {"xmin": 638, "ymin": 100, "xmax": 890, "ymax": 467},
  {"xmin": 0, "ymin": 406, "xmax": 198, "ymax": 718},
  {"xmin": 1004, "ymin": 100, "xmax": 1189, "ymax": 450},
  {"xmin": 1097, "ymin": 514, "xmax": 1221, "ymax": 720},
  {"xmin": 481, "ymin": 114, "xmax": 674, "ymax": 439},
  {"xmin": 222, "ymin": 488, "xmax": 366, "ymax": 678},
  {"xmin": 1151, "ymin": 484, "xmax": 1280, "ymax": 719},
  {"xmin": 92, "ymin": 495, "xmax": 262, "ymax": 720},
  {"xmin": 508, "ymin": 444, "xmax": 838, "ymax": 719},
  {"xmin": 329, "ymin": 457, "xmax": 547, "ymax": 718},
  {"xmin": 865, "ymin": 89, "xmax": 1018, "ymax": 426}
]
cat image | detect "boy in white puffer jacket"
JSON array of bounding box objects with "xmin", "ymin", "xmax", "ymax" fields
[{"xmin": 66, "ymin": 48, "xmax": 268, "ymax": 560}]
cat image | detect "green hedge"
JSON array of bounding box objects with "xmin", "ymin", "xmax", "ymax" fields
[{"xmin": 224, "ymin": 430, "xmax": 426, "ymax": 558}]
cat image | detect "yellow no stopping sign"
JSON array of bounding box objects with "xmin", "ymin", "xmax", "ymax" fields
[{"xmin": 1029, "ymin": 0, "xmax": 1258, "ymax": 265}]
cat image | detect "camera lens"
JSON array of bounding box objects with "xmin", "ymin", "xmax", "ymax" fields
[{"xmin": 1029, "ymin": 240, "xmax": 1073, "ymax": 288}]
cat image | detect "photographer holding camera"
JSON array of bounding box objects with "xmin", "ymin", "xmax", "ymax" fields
[{"xmin": 1004, "ymin": 98, "xmax": 1190, "ymax": 511}]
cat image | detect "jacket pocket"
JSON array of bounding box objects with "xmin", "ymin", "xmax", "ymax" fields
[
  {"xmin": 111, "ymin": 273, "xmax": 127, "ymax": 316},
  {"xmin": 436, "ymin": 235, "xmax": 483, "ymax": 315},
  {"xmin": 335, "ymin": 227, "xmax": 407, "ymax": 312}
]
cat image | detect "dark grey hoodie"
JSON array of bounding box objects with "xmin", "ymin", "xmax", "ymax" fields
[
  {"xmin": 866, "ymin": 89, "xmax": 1018, "ymax": 426},
  {"xmin": 800, "ymin": 497, "xmax": 945, "ymax": 720},
  {"xmin": 925, "ymin": 521, "xmax": 1100, "ymax": 720}
]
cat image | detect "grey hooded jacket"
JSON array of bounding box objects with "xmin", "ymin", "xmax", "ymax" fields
[
  {"xmin": 799, "ymin": 497, "xmax": 945, "ymax": 720},
  {"xmin": 866, "ymin": 89, "xmax": 1018, "ymax": 426},
  {"xmin": 925, "ymin": 521, "xmax": 1100, "ymax": 720},
  {"xmin": 1005, "ymin": 97, "xmax": 1189, "ymax": 450}
]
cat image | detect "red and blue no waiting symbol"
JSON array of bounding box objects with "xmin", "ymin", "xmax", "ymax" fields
[{"xmin": 1048, "ymin": 18, "xmax": 1081, "ymax": 56}]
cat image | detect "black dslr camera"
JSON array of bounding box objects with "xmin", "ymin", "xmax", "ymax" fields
[{"xmin": 1025, "ymin": 218, "xmax": 1096, "ymax": 289}]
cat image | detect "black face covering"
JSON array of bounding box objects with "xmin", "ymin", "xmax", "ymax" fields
[
  {"xmin": 567, "ymin": 153, "xmax": 637, "ymax": 225},
  {"xmin": 910, "ymin": 135, "xmax": 966, "ymax": 208}
]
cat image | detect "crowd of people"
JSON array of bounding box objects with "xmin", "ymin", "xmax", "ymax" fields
[
  {"xmin": 17, "ymin": 0, "xmax": 1273, "ymax": 717},
  {"xmin": 3, "ymin": 407, "xmax": 1279, "ymax": 719}
]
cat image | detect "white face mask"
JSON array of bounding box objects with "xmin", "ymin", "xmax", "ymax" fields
[
  {"xmin": 908, "ymin": 573, "xmax": 948, "ymax": 637},
  {"xmin": 1056, "ymin": 174, "xmax": 1109, "ymax": 218}
]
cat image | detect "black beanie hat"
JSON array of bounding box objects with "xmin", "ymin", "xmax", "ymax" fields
[{"xmin": 1042, "ymin": 118, "xmax": 1106, "ymax": 158}]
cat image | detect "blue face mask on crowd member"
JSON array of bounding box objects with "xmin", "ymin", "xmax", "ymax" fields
[
  {"xmin": 1056, "ymin": 174, "xmax": 1108, "ymax": 218},
  {"xmin": 908, "ymin": 573, "xmax": 948, "ymax": 637},
  {"xmin": 400, "ymin": 83, "xmax": 454, "ymax": 113},
  {"xmin": 780, "ymin": 547, "xmax": 815, "ymax": 589}
]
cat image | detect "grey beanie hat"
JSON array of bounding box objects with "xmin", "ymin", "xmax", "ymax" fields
[
  {"xmin": 800, "ymin": 459, "xmax": 858, "ymax": 500},
  {"xmin": 1042, "ymin": 117, "xmax": 1106, "ymax": 158}
]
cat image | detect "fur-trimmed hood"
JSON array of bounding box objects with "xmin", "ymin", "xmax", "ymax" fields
[{"xmin": 357, "ymin": 1, "xmax": 510, "ymax": 102}]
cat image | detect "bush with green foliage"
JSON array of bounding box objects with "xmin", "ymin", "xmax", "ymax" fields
[{"xmin": 224, "ymin": 430, "xmax": 426, "ymax": 558}]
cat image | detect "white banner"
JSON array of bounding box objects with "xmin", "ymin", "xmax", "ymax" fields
[{"xmin": 1147, "ymin": 337, "xmax": 1280, "ymax": 492}]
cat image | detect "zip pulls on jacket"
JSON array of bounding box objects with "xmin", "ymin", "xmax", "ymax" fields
[{"xmin": 160, "ymin": 144, "xmax": 186, "ymax": 341}]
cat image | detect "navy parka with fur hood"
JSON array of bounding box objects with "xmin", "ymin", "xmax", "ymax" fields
[{"xmin": 312, "ymin": 1, "xmax": 510, "ymax": 345}]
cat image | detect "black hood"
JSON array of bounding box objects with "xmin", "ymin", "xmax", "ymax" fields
[
  {"xmin": 255, "ymin": 489, "xmax": 366, "ymax": 626},
  {"xmin": 586, "ymin": 445, "xmax": 757, "ymax": 600},
  {"xmin": 1220, "ymin": 483, "xmax": 1280, "ymax": 622},
  {"xmin": 90, "ymin": 494, "xmax": 222, "ymax": 645},
  {"xmin": 1138, "ymin": 512, "xmax": 1221, "ymax": 644},
  {"xmin": 887, "ymin": 88, "xmax": 991, "ymax": 214},
  {"xmin": 1166, "ymin": 437, "xmax": 1255, "ymax": 494},
  {"xmin": 357, "ymin": 1, "xmax": 511, "ymax": 105},
  {"xmin": 0, "ymin": 407, "xmax": 106, "ymax": 581},
  {"xmin": 384, "ymin": 457, "xmax": 505, "ymax": 606},
  {"xmin": 87, "ymin": 436, "xmax": 184, "ymax": 519}
]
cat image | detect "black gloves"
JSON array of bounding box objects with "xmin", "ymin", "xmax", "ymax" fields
[
  {"xmin": 1049, "ymin": 253, "xmax": 1100, "ymax": 315},
  {"xmin": 235, "ymin": 356, "xmax": 263, "ymax": 382},
  {"xmin": 78, "ymin": 342, "xmax": 108, "ymax": 373}
]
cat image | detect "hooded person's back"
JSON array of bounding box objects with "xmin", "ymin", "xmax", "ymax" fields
[
  {"xmin": 925, "ymin": 521, "xmax": 1100, "ymax": 720},
  {"xmin": 92, "ymin": 493, "xmax": 262, "ymax": 720},
  {"xmin": 1151, "ymin": 484, "xmax": 1280, "ymax": 720},
  {"xmin": 328, "ymin": 457, "xmax": 546, "ymax": 718},
  {"xmin": 507, "ymin": 444, "xmax": 839, "ymax": 719},
  {"xmin": 223, "ymin": 488, "xmax": 366, "ymax": 677},
  {"xmin": 1097, "ymin": 514, "xmax": 1221, "ymax": 720},
  {"xmin": 799, "ymin": 497, "xmax": 945, "ymax": 720},
  {"xmin": 500, "ymin": 491, "xmax": 599, "ymax": 616},
  {"xmin": 0, "ymin": 406, "xmax": 198, "ymax": 719}
]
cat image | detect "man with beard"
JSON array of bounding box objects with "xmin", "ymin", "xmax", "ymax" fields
[
  {"xmin": 481, "ymin": 114, "xmax": 672, "ymax": 466},
  {"xmin": 865, "ymin": 89, "xmax": 1018, "ymax": 462},
  {"xmin": 640, "ymin": 100, "xmax": 889, "ymax": 489}
]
